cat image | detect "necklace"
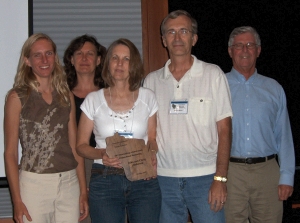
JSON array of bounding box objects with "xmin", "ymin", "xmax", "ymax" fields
[{"xmin": 109, "ymin": 87, "xmax": 135, "ymax": 133}]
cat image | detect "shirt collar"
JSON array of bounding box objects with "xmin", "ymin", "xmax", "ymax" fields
[
  {"xmin": 162, "ymin": 55, "xmax": 196, "ymax": 80},
  {"xmin": 231, "ymin": 67, "xmax": 258, "ymax": 83}
]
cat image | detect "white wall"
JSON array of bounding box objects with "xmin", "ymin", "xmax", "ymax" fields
[{"xmin": 0, "ymin": 1, "xmax": 28, "ymax": 178}]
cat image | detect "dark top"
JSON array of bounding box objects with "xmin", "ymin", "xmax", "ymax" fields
[{"xmin": 74, "ymin": 94, "xmax": 96, "ymax": 147}]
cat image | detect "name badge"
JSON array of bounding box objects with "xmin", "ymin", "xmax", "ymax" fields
[
  {"xmin": 170, "ymin": 100, "xmax": 188, "ymax": 114},
  {"xmin": 116, "ymin": 131, "xmax": 134, "ymax": 138}
]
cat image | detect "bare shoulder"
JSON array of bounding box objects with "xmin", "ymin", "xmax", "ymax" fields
[
  {"xmin": 4, "ymin": 90, "xmax": 22, "ymax": 128},
  {"xmin": 5, "ymin": 90, "xmax": 21, "ymax": 108},
  {"xmin": 6, "ymin": 89, "xmax": 18, "ymax": 99}
]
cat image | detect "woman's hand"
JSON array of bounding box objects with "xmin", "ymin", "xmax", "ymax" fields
[
  {"xmin": 4, "ymin": 92, "xmax": 31, "ymax": 223},
  {"xmin": 150, "ymin": 149, "xmax": 158, "ymax": 177},
  {"xmin": 78, "ymin": 192, "xmax": 88, "ymax": 222},
  {"xmin": 13, "ymin": 201, "xmax": 32, "ymax": 223},
  {"xmin": 102, "ymin": 151, "xmax": 122, "ymax": 168}
]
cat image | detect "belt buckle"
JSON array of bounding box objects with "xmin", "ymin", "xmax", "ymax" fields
[{"xmin": 245, "ymin": 158, "xmax": 253, "ymax": 164}]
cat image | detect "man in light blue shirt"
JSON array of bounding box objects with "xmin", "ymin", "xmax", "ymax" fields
[{"xmin": 224, "ymin": 26, "xmax": 295, "ymax": 223}]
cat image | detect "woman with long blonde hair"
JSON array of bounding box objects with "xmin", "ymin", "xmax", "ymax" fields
[{"xmin": 4, "ymin": 33, "xmax": 88, "ymax": 223}]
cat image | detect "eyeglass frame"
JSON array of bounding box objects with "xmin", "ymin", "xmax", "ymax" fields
[
  {"xmin": 230, "ymin": 42, "xmax": 259, "ymax": 50},
  {"xmin": 165, "ymin": 28, "xmax": 193, "ymax": 37}
]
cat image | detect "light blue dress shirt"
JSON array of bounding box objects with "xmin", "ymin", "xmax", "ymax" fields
[{"xmin": 226, "ymin": 68, "xmax": 295, "ymax": 186}]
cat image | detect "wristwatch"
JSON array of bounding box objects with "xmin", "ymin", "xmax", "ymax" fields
[{"xmin": 214, "ymin": 176, "xmax": 227, "ymax": 183}]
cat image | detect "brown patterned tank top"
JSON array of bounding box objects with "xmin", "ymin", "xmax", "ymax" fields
[{"xmin": 17, "ymin": 89, "xmax": 77, "ymax": 173}]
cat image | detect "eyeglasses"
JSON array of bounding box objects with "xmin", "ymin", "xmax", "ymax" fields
[
  {"xmin": 165, "ymin": 28, "xmax": 193, "ymax": 37},
  {"xmin": 231, "ymin": 42, "xmax": 258, "ymax": 50}
]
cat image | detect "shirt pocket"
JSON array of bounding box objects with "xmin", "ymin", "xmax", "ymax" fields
[
  {"xmin": 189, "ymin": 97, "xmax": 213, "ymax": 126},
  {"xmin": 257, "ymin": 101, "xmax": 277, "ymax": 124}
]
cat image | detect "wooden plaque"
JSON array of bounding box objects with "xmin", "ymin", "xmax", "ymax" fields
[{"xmin": 106, "ymin": 133, "xmax": 156, "ymax": 181}]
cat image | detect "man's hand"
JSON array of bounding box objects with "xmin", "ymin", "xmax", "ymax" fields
[
  {"xmin": 208, "ymin": 181, "xmax": 227, "ymax": 212},
  {"xmin": 278, "ymin": 184, "xmax": 293, "ymax": 201},
  {"xmin": 144, "ymin": 142, "xmax": 158, "ymax": 180}
]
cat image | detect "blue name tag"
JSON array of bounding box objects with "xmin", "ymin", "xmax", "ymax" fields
[{"xmin": 117, "ymin": 132, "xmax": 133, "ymax": 138}]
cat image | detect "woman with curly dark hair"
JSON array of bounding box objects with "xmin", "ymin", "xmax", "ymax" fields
[{"xmin": 64, "ymin": 34, "xmax": 106, "ymax": 223}]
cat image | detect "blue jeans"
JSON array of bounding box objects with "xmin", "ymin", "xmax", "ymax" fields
[
  {"xmin": 89, "ymin": 163, "xmax": 161, "ymax": 223},
  {"xmin": 158, "ymin": 174, "xmax": 225, "ymax": 223}
]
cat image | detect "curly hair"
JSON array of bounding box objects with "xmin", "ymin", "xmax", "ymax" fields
[
  {"xmin": 63, "ymin": 34, "xmax": 106, "ymax": 90},
  {"xmin": 13, "ymin": 33, "xmax": 70, "ymax": 106},
  {"xmin": 102, "ymin": 38, "xmax": 144, "ymax": 91}
]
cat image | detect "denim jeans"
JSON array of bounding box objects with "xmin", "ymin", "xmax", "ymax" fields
[
  {"xmin": 89, "ymin": 163, "xmax": 161, "ymax": 223},
  {"xmin": 158, "ymin": 174, "xmax": 225, "ymax": 223}
]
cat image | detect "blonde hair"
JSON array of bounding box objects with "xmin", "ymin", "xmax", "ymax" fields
[{"xmin": 13, "ymin": 33, "xmax": 70, "ymax": 106}]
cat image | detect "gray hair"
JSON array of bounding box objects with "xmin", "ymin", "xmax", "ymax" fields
[
  {"xmin": 161, "ymin": 10, "xmax": 198, "ymax": 35},
  {"xmin": 228, "ymin": 26, "xmax": 261, "ymax": 46}
]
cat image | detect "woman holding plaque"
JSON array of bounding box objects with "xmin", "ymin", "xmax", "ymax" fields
[{"xmin": 76, "ymin": 38, "xmax": 161, "ymax": 223}]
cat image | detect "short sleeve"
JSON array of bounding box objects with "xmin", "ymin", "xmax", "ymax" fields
[
  {"xmin": 80, "ymin": 91, "xmax": 100, "ymax": 121},
  {"xmin": 142, "ymin": 87, "xmax": 158, "ymax": 117},
  {"xmin": 214, "ymin": 69, "xmax": 233, "ymax": 121}
]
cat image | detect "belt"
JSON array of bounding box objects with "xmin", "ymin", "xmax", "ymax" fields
[
  {"xmin": 91, "ymin": 167, "xmax": 125, "ymax": 175},
  {"xmin": 230, "ymin": 154, "xmax": 276, "ymax": 164}
]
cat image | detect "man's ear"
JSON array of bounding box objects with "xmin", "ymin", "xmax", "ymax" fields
[
  {"xmin": 256, "ymin": 46, "xmax": 261, "ymax": 58},
  {"xmin": 162, "ymin": 36, "xmax": 167, "ymax": 47},
  {"xmin": 228, "ymin": 47, "xmax": 233, "ymax": 58},
  {"xmin": 192, "ymin": 34, "xmax": 198, "ymax": 46}
]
